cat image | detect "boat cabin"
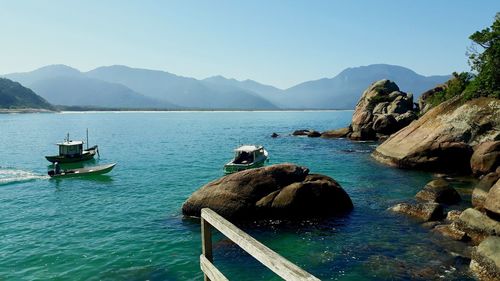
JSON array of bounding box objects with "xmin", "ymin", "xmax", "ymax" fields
[
  {"xmin": 232, "ymin": 145, "xmax": 265, "ymax": 164},
  {"xmin": 57, "ymin": 140, "xmax": 84, "ymax": 156}
]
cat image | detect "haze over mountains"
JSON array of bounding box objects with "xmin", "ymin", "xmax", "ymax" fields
[{"xmin": 3, "ymin": 64, "xmax": 450, "ymax": 110}]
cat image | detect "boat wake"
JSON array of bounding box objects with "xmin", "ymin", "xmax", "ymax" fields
[{"xmin": 0, "ymin": 168, "xmax": 49, "ymax": 186}]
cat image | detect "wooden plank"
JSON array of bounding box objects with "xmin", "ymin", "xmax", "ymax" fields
[
  {"xmin": 201, "ymin": 217, "xmax": 213, "ymax": 281},
  {"xmin": 200, "ymin": 254, "xmax": 229, "ymax": 281},
  {"xmin": 201, "ymin": 208, "xmax": 320, "ymax": 281}
]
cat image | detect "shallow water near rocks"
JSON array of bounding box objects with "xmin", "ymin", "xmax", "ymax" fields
[{"xmin": 0, "ymin": 111, "xmax": 475, "ymax": 280}]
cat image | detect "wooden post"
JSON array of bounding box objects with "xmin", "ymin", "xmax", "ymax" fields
[{"xmin": 201, "ymin": 216, "xmax": 212, "ymax": 281}]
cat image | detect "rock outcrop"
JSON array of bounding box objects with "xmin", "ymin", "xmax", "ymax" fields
[
  {"xmin": 319, "ymin": 80, "xmax": 418, "ymax": 141},
  {"xmin": 372, "ymin": 97, "xmax": 500, "ymax": 173},
  {"xmin": 471, "ymin": 141, "xmax": 500, "ymax": 175},
  {"xmin": 470, "ymin": 236, "xmax": 500, "ymax": 281},
  {"xmin": 292, "ymin": 129, "xmax": 321, "ymax": 138},
  {"xmin": 455, "ymin": 208, "xmax": 500, "ymax": 245},
  {"xmin": 389, "ymin": 202, "xmax": 444, "ymax": 222},
  {"xmin": 182, "ymin": 164, "xmax": 353, "ymax": 220},
  {"xmin": 417, "ymin": 84, "xmax": 447, "ymax": 115},
  {"xmin": 349, "ymin": 80, "xmax": 417, "ymax": 140},
  {"xmin": 434, "ymin": 224, "xmax": 469, "ymax": 241},
  {"xmin": 321, "ymin": 127, "xmax": 350, "ymax": 138},
  {"xmin": 415, "ymin": 179, "xmax": 461, "ymax": 204},
  {"xmin": 472, "ymin": 171, "xmax": 500, "ymax": 210}
]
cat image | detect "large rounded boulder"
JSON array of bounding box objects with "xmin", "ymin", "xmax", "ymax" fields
[{"xmin": 182, "ymin": 164, "xmax": 353, "ymax": 220}]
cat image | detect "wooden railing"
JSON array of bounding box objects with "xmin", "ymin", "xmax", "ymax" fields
[{"xmin": 200, "ymin": 208, "xmax": 320, "ymax": 281}]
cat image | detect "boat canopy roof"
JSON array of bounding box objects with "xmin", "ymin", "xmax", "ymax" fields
[
  {"xmin": 56, "ymin": 140, "xmax": 84, "ymax": 146},
  {"xmin": 234, "ymin": 145, "xmax": 263, "ymax": 153}
]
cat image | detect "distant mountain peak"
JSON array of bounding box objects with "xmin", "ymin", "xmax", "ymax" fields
[{"xmin": 32, "ymin": 64, "xmax": 82, "ymax": 75}]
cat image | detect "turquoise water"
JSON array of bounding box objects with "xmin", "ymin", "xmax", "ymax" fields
[{"xmin": 0, "ymin": 111, "xmax": 474, "ymax": 281}]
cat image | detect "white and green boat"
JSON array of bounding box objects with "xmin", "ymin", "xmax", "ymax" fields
[
  {"xmin": 48, "ymin": 163, "xmax": 116, "ymax": 178},
  {"xmin": 223, "ymin": 145, "xmax": 269, "ymax": 174}
]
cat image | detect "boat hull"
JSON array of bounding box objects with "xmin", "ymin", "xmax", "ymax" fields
[
  {"xmin": 223, "ymin": 159, "xmax": 267, "ymax": 174},
  {"xmin": 48, "ymin": 163, "xmax": 116, "ymax": 178},
  {"xmin": 45, "ymin": 146, "xmax": 97, "ymax": 163}
]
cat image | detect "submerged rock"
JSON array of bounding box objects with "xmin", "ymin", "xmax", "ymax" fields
[
  {"xmin": 470, "ymin": 236, "xmax": 500, "ymax": 281},
  {"xmin": 372, "ymin": 97, "xmax": 500, "ymax": 173},
  {"xmin": 271, "ymin": 132, "xmax": 279, "ymax": 138},
  {"xmin": 471, "ymin": 141, "xmax": 500, "ymax": 176},
  {"xmin": 415, "ymin": 179, "xmax": 461, "ymax": 204},
  {"xmin": 182, "ymin": 164, "xmax": 353, "ymax": 220},
  {"xmin": 292, "ymin": 129, "xmax": 321, "ymax": 138},
  {"xmin": 292, "ymin": 129, "xmax": 310, "ymax": 136},
  {"xmin": 321, "ymin": 127, "xmax": 350, "ymax": 138},
  {"xmin": 307, "ymin": 130, "xmax": 321, "ymax": 138},
  {"xmin": 434, "ymin": 223, "xmax": 470, "ymax": 242},
  {"xmin": 389, "ymin": 202, "xmax": 444, "ymax": 222}
]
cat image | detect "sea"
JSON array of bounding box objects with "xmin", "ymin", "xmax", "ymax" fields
[{"xmin": 0, "ymin": 111, "xmax": 476, "ymax": 280}]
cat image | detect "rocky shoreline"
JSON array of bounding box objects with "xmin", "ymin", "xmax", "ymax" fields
[
  {"xmin": 290, "ymin": 79, "xmax": 500, "ymax": 279},
  {"xmin": 183, "ymin": 77, "xmax": 499, "ymax": 279}
]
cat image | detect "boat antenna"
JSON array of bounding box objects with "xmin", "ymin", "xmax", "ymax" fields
[
  {"xmin": 86, "ymin": 128, "xmax": 89, "ymax": 149},
  {"xmin": 66, "ymin": 133, "xmax": 69, "ymax": 142}
]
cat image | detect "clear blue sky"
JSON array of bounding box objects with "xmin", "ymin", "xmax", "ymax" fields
[{"xmin": 0, "ymin": 0, "xmax": 498, "ymax": 88}]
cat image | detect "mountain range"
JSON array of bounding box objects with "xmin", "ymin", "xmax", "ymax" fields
[{"xmin": 3, "ymin": 64, "xmax": 451, "ymax": 109}]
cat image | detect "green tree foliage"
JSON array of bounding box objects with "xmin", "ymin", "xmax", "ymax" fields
[
  {"xmin": 465, "ymin": 12, "xmax": 500, "ymax": 99},
  {"xmin": 0, "ymin": 78, "xmax": 54, "ymax": 109},
  {"xmin": 427, "ymin": 72, "xmax": 472, "ymax": 106}
]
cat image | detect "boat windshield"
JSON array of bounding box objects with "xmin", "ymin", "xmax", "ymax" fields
[{"xmin": 233, "ymin": 151, "xmax": 254, "ymax": 164}]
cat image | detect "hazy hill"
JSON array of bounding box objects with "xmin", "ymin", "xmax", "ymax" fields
[
  {"xmin": 280, "ymin": 64, "xmax": 450, "ymax": 109},
  {"xmin": 86, "ymin": 65, "xmax": 277, "ymax": 109},
  {"xmin": 4, "ymin": 65, "xmax": 177, "ymax": 109},
  {"xmin": 5, "ymin": 64, "xmax": 82, "ymax": 86},
  {"xmin": 0, "ymin": 78, "xmax": 54, "ymax": 110},
  {"xmin": 203, "ymin": 75, "xmax": 284, "ymax": 99},
  {"xmin": 30, "ymin": 76, "xmax": 173, "ymax": 108},
  {"xmin": 3, "ymin": 64, "xmax": 450, "ymax": 109}
]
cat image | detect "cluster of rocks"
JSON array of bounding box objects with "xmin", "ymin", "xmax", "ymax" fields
[
  {"xmin": 348, "ymin": 80, "xmax": 418, "ymax": 141},
  {"xmin": 290, "ymin": 80, "xmax": 418, "ymax": 141},
  {"xmin": 182, "ymin": 164, "xmax": 353, "ymax": 220},
  {"xmin": 291, "ymin": 129, "xmax": 322, "ymax": 138},
  {"xmin": 389, "ymin": 179, "xmax": 461, "ymax": 222},
  {"xmin": 290, "ymin": 128, "xmax": 350, "ymax": 139},
  {"xmin": 389, "ymin": 176, "xmax": 500, "ymax": 280}
]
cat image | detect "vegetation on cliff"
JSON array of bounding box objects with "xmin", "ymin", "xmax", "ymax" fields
[{"xmin": 0, "ymin": 78, "xmax": 54, "ymax": 110}]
